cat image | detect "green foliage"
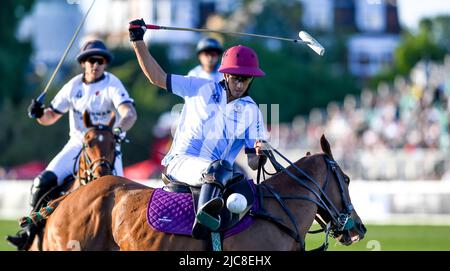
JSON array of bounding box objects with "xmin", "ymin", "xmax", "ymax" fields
[
  {"xmin": 394, "ymin": 25, "xmax": 446, "ymax": 75},
  {"xmin": 371, "ymin": 16, "xmax": 449, "ymax": 87},
  {"xmin": 432, "ymin": 15, "xmax": 450, "ymax": 52},
  {"xmin": 248, "ymin": 0, "xmax": 303, "ymax": 37},
  {"xmin": 0, "ymin": 1, "xmax": 35, "ymax": 105},
  {"xmin": 0, "ymin": 99, "xmax": 68, "ymax": 166},
  {"xmin": 247, "ymin": 42, "xmax": 358, "ymax": 121},
  {"xmin": 230, "ymin": 0, "xmax": 359, "ymax": 121}
]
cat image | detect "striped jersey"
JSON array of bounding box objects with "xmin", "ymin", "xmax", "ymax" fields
[
  {"xmin": 162, "ymin": 74, "xmax": 268, "ymax": 166},
  {"xmin": 50, "ymin": 72, "xmax": 134, "ymax": 141}
]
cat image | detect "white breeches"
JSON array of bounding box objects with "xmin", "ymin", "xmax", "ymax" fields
[
  {"xmin": 165, "ymin": 155, "xmax": 212, "ymax": 187},
  {"xmin": 46, "ymin": 138, "xmax": 123, "ymax": 185}
]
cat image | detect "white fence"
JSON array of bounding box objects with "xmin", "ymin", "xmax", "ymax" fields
[{"xmin": 1, "ymin": 180, "xmax": 450, "ymax": 225}]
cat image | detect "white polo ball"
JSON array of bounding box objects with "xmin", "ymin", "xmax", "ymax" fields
[{"xmin": 226, "ymin": 193, "xmax": 247, "ymax": 214}]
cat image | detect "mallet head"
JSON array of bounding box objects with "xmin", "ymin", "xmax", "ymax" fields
[{"xmin": 299, "ymin": 31, "xmax": 325, "ymax": 56}]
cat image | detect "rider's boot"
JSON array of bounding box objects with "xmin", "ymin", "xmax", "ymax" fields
[
  {"xmin": 6, "ymin": 223, "xmax": 37, "ymax": 251},
  {"xmin": 6, "ymin": 171, "xmax": 57, "ymax": 250},
  {"xmin": 194, "ymin": 183, "xmax": 224, "ymax": 232},
  {"xmin": 192, "ymin": 160, "xmax": 234, "ymax": 239}
]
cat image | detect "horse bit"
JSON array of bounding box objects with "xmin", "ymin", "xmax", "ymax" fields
[{"xmin": 254, "ymin": 142, "xmax": 354, "ymax": 251}]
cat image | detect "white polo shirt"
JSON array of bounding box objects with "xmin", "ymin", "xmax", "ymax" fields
[
  {"xmin": 187, "ymin": 65, "xmax": 223, "ymax": 82},
  {"xmin": 50, "ymin": 72, "xmax": 134, "ymax": 140},
  {"xmin": 162, "ymin": 74, "xmax": 268, "ymax": 166}
]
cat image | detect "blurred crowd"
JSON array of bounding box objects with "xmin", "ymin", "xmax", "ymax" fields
[{"xmin": 273, "ymin": 55, "xmax": 450, "ymax": 181}]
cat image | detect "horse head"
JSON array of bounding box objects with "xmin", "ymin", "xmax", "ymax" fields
[
  {"xmin": 315, "ymin": 134, "xmax": 366, "ymax": 246},
  {"xmin": 261, "ymin": 134, "xmax": 366, "ymax": 250},
  {"xmin": 79, "ymin": 111, "xmax": 117, "ymax": 184}
]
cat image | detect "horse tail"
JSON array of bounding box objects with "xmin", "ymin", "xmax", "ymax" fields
[
  {"xmin": 20, "ymin": 195, "xmax": 68, "ymax": 227},
  {"xmin": 320, "ymin": 134, "xmax": 334, "ymax": 160}
]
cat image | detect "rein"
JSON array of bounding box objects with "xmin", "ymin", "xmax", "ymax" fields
[
  {"xmin": 74, "ymin": 126, "xmax": 117, "ymax": 184},
  {"xmin": 253, "ymin": 142, "xmax": 353, "ymax": 251}
]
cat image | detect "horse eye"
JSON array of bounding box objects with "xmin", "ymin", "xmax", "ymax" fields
[{"xmin": 345, "ymin": 176, "xmax": 350, "ymax": 183}]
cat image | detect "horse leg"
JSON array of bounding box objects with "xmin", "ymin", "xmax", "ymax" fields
[{"xmin": 42, "ymin": 178, "xmax": 131, "ymax": 250}]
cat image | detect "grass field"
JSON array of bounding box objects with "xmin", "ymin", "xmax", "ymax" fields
[{"xmin": 1, "ymin": 220, "xmax": 449, "ymax": 251}]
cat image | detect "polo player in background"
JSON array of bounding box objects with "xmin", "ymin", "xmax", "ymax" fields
[
  {"xmin": 188, "ymin": 37, "xmax": 224, "ymax": 81},
  {"xmin": 7, "ymin": 39, "xmax": 137, "ymax": 250}
]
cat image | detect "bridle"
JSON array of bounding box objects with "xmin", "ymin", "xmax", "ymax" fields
[
  {"xmin": 74, "ymin": 125, "xmax": 117, "ymax": 184},
  {"xmin": 252, "ymin": 142, "xmax": 355, "ymax": 251}
]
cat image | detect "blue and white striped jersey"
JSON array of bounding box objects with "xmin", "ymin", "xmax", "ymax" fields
[{"xmin": 162, "ymin": 74, "xmax": 268, "ymax": 166}]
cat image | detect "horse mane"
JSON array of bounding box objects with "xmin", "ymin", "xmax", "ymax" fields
[{"xmin": 320, "ymin": 134, "xmax": 334, "ymax": 160}]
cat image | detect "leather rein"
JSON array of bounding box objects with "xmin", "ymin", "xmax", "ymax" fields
[{"xmin": 252, "ymin": 143, "xmax": 354, "ymax": 251}]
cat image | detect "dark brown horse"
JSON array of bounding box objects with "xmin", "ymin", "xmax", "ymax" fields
[
  {"xmin": 35, "ymin": 135, "xmax": 365, "ymax": 251},
  {"xmin": 26, "ymin": 111, "xmax": 118, "ymax": 251}
]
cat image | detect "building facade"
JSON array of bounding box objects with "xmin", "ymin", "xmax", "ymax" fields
[{"xmin": 301, "ymin": 0, "xmax": 401, "ymax": 78}]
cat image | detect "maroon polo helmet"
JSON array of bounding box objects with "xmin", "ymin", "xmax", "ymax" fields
[{"xmin": 218, "ymin": 45, "xmax": 265, "ymax": 77}]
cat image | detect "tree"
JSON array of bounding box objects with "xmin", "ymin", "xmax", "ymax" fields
[
  {"xmin": 430, "ymin": 15, "xmax": 450, "ymax": 53},
  {"xmin": 0, "ymin": 1, "xmax": 35, "ymax": 105},
  {"xmin": 394, "ymin": 19, "xmax": 447, "ymax": 75},
  {"xmin": 221, "ymin": 0, "xmax": 359, "ymax": 121},
  {"xmin": 371, "ymin": 16, "xmax": 449, "ymax": 86}
]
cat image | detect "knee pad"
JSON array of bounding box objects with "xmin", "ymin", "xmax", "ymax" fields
[
  {"xmin": 202, "ymin": 160, "xmax": 234, "ymax": 188},
  {"xmin": 30, "ymin": 171, "xmax": 58, "ymax": 207},
  {"xmin": 31, "ymin": 171, "xmax": 58, "ymax": 192}
]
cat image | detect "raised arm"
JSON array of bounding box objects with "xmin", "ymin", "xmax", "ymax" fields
[{"xmin": 129, "ymin": 19, "xmax": 167, "ymax": 89}]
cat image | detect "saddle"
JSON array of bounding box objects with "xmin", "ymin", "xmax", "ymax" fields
[{"xmin": 147, "ymin": 172, "xmax": 257, "ymax": 239}]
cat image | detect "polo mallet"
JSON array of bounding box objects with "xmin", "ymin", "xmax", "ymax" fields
[
  {"xmin": 34, "ymin": 0, "xmax": 96, "ymax": 105},
  {"xmin": 130, "ymin": 24, "xmax": 325, "ymax": 56}
]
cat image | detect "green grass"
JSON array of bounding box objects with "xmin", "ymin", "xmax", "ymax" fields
[
  {"xmin": 306, "ymin": 224, "xmax": 450, "ymax": 251},
  {"xmin": 1, "ymin": 220, "xmax": 450, "ymax": 251},
  {"xmin": 0, "ymin": 220, "xmax": 20, "ymax": 251}
]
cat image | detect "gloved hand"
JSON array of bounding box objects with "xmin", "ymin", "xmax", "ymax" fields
[
  {"xmin": 254, "ymin": 140, "xmax": 268, "ymax": 164},
  {"xmin": 129, "ymin": 18, "xmax": 146, "ymax": 42},
  {"xmin": 27, "ymin": 99, "xmax": 45, "ymax": 119},
  {"xmin": 113, "ymin": 127, "xmax": 126, "ymax": 142}
]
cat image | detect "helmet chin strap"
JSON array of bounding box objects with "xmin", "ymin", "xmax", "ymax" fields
[{"xmin": 222, "ymin": 77, "xmax": 252, "ymax": 102}]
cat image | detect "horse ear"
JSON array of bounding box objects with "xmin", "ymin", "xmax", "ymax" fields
[
  {"xmin": 320, "ymin": 134, "xmax": 334, "ymax": 160},
  {"xmin": 83, "ymin": 111, "xmax": 93, "ymax": 128},
  {"xmin": 108, "ymin": 111, "xmax": 116, "ymax": 128}
]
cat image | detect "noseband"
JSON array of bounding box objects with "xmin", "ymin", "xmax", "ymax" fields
[
  {"xmin": 80, "ymin": 148, "xmax": 115, "ymax": 184},
  {"xmin": 322, "ymin": 157, "xmax": 354, "ymax": 235},
  {"xmin": 74, "ymin": 126, "xmax": 116, "ymax": 184},
  {"xmin": 253, "ymin": 143, "xmax": 354, "ymax": 251}
]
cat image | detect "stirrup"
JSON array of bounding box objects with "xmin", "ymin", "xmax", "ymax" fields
[
  {"xmin": 197, "ymin": 210, "xmax": 221, "ymax": 230},
  {"xmin": 196, "ymin": 197, "xmax": 223, "ymax": 230}
]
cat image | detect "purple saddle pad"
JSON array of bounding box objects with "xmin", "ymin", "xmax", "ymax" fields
[{"xmin": 146, "ymin": 179, "xmax": 258, "ymax": 238}]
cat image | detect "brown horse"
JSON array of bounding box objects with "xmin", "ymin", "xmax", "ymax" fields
[
  {"xmin": 35, "ymin": 135, "xmax": 366, "ymax": 251},
  {"xmin": 25, "ymin": 111, "xmax": 118, "ymax": 251}
]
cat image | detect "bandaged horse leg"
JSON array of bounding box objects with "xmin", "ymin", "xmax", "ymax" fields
[{"xmin": 193, "ymin": 160, "xmax": 235, "ymax": 238}]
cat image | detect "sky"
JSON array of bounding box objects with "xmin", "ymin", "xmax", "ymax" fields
[{"xmin": 397, "ymin": 0, "xmax": 450, "ymax": 30}]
